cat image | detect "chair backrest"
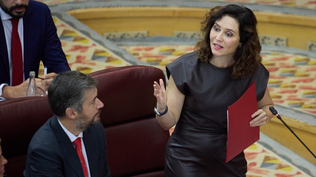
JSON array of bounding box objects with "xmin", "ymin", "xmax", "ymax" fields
[
  {"xmin": 90, "ymin": 65, "xmax": 169, "ymax": 177},
  {"xmin": 0, "ymin": 96, "xmax": 53, "ymax": 177},
  {"xmin": 0, "ymin": 65, "xmax": 169, "ymax": 177}
]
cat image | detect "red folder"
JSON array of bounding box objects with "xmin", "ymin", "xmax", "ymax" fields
[{"xmin": 226, "ymin": 81, "xmax": 259, "ymax": 163}]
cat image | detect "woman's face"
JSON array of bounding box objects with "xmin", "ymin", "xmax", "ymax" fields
[
  {"xmin": 0, "ymin": 146, "xmax": 8, "ymax": 177},
  {"xmin": 209, "ymin": 15, "xmax": 240, "ymax": 59}
]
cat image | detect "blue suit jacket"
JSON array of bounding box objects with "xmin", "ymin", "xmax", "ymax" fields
[
  {"xmin": 0, "ymin": 0, "xmax": 70, "ymax": 85},
  {"xmin": 24, "ymin": 115, "xmax": 111, "ymax": 177}
]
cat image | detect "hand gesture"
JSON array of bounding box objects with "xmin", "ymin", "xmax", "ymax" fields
[{"xmin": 153, "ymin": 79, "xmax": 167, "ymax": 112}]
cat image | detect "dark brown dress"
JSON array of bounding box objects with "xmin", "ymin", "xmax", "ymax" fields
[{"xmin": 165, "ymin": 52, "xmax": 269, "ymax": 177}]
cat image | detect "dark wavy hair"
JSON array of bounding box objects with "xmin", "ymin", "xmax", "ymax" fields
[{"xmin": 195, "ymin": 4, "xmax": 262, "ymax": 79}]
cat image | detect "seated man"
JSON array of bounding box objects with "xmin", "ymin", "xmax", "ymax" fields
[
  {"xmin": 0, "ymin": 138, "xmax": 8, "ymax": 177},
  {"xmin": 24, "ymin": 71, "xmax": 111, "ymax": 177},
  {"xmin": 0, "ymin": 0, "xmax": 70, "ymax": 99}
]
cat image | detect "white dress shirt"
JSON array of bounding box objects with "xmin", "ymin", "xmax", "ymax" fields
[
  {"xmin": 58, "ymin": 119, "xmax": 91, "ymax": 177},
  {"xmin": 0, "ymin": 7, "xmax": 25, "ymax": 98}
]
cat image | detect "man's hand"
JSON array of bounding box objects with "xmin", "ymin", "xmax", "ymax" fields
[
  {"xmin": 43, "ymin": 72, "xmax": 58, "ymax": 89},
  {"xmin": 2, "ymin": 78, "xmax": 47, "ymax": 98}
]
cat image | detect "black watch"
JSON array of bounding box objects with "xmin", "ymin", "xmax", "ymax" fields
[{"xmin": 154, "ymin": 105, "xmax": 168, "ymax": 116}]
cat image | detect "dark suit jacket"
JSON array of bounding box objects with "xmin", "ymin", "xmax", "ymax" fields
[
  {"xmin": 0, "ymin": 0, "xmax": 70, "ymax": 85},
  {"xmin": 24, "ymin": 115, "xmax": 111, "ymax": 177}
]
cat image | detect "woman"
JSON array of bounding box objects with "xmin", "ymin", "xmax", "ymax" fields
[{"xmin": 153, "ymin": 4, "xmax": 274, "ymax": 176}]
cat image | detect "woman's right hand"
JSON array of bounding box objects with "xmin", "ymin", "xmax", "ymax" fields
[
  {"xmin": 153, "ymin": 76, "xmax": 185, "ymax": 130},
  {"xmin": 153, "ymin": 78, "xmax": 167, "ymax": 112}
]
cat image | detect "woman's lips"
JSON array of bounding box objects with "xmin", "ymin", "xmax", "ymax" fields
[{"xmin": 213, "ymin": 43, "xmax": 223, "ymax": 50}]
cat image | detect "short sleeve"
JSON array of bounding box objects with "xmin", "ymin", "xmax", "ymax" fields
[
  {"xmin": 253, "ymin": 63, "xmax": 270, "ymax": 101},
  {"xmin": 166, "ymin": 52, "xmax": 198, "ymax": 95}
]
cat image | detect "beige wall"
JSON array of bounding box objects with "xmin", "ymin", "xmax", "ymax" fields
[{"xmin": 68, "ymin": 7, "xmax": 316, "ymax": 50}]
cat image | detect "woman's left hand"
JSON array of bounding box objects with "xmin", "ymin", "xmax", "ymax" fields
[{"xmin": 250, "ymin": 109, "xmax": 269, "ymax": 127}]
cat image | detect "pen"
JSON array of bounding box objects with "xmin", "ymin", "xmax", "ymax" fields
[
  {"xmin": 44, "ymin": 66, "xmax": 47, "ymax": 77},
  {"xmin": 44, "ymin": 66, "xmax": 48, "ymax": 95}
]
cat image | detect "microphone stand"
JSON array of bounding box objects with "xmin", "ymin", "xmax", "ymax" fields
[{"xmin": 269, "ymin": 107, "xmax": 316, "ymax": 159}]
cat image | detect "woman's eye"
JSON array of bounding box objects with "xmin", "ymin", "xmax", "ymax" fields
[
  {"xmin": 226, "ymin": 33, "xmax": 233, "ymax": 37},
  {"xmin": 214, "ymin": 26, "xmax": 220, "ymax": 32}
]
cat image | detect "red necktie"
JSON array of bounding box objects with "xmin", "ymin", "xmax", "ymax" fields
[
  {"xmin": 73, "ymin": 138, "xmax": 89, "ymax": 177},
  {"xmin": 11, "ymin": 18, "xmax": 23, "ymax": 86}
]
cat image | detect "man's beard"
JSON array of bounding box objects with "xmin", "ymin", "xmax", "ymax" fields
[
  {"xmin": 1, "ymin": 4, "xmax": 29, "ymax": 18},
  {"xmin": 75, "ymin": 110, "xmax": 101, "ymax": 132}
]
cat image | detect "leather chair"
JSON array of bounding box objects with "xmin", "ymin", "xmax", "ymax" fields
[{"xmin": 0, "ymin": 65, "xmax": 169, "ymax": 177}]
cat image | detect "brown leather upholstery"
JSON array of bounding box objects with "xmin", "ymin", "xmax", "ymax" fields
[{"xmin": 0, "ymin": 65, "xmax": 169, "ymax": 177}]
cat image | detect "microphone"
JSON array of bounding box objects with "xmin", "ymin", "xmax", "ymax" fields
[
  {"xmin": 269, "ymin": 106, "xmax": 316, "ymax": 159},
  {"xmin": 269, "ymin": 107, "xmax": 281, "ymax": 119}
]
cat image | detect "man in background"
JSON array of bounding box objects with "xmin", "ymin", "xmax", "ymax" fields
[
  {"xmin": 24, "ymin": 71, "xmax": 111, "ymax": 177},
  {"xmin": 0, "ymin": 0, "xmax": 70, "ymax": 99},
  {"xmin": 0, "ymin": 138, "xmax": 8, "ymax": 177}
]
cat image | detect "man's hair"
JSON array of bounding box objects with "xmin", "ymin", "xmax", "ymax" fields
[
  {"xmin": 0, "ymin": 138, "xmax": 1, "ymax": 145},
  {"xmin": 48, "ymin": 71, "xmax": 98, "ymax": 117},
  {"xmin": 195, "ymin": 4, "xmax": 261, "ymax": 79}
]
